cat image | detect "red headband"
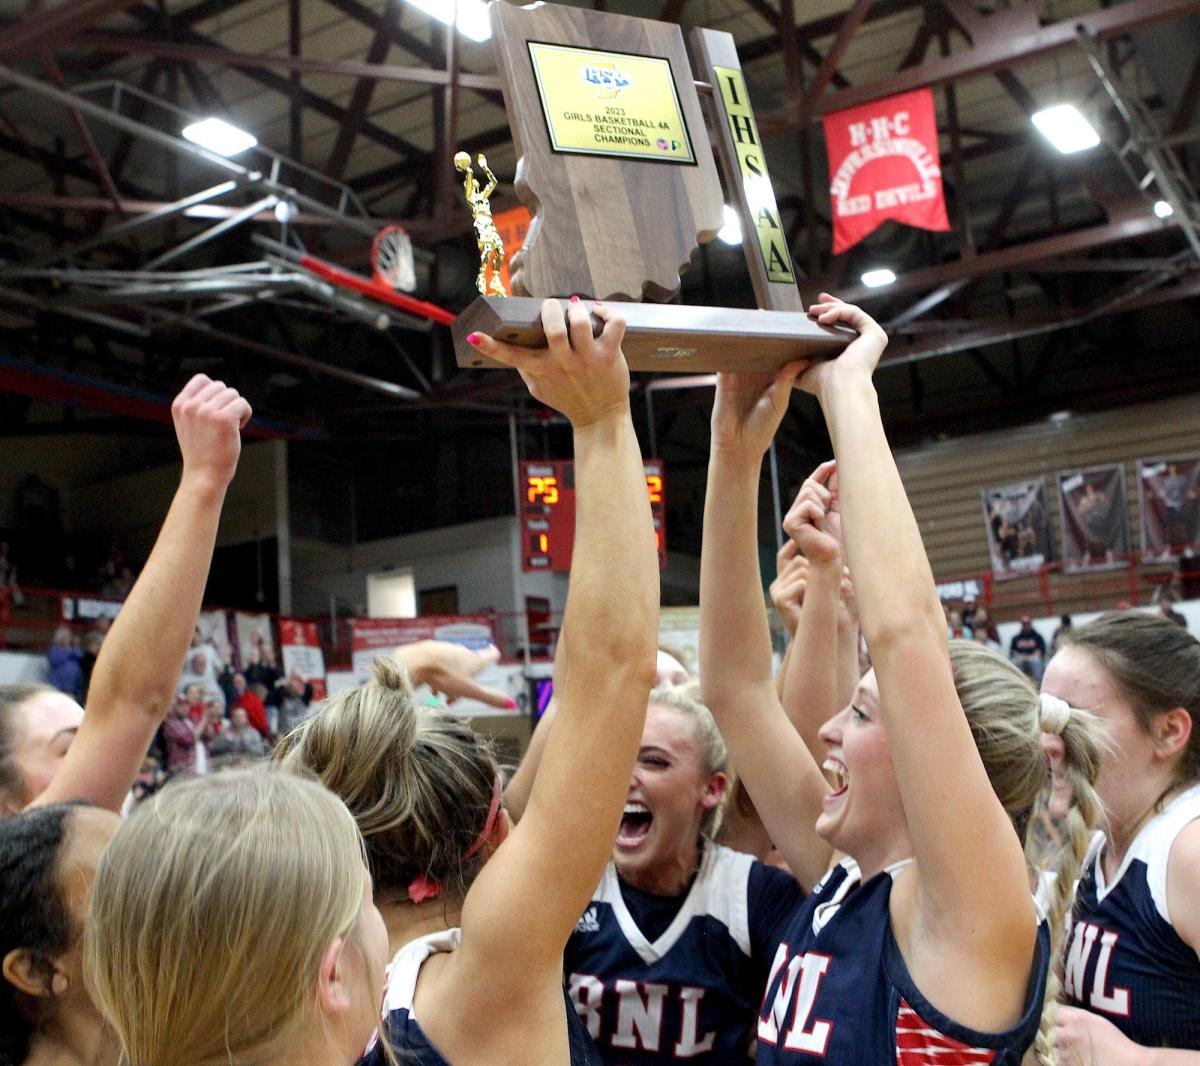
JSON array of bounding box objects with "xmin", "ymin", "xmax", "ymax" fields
[{"xmin": 407, "ymin": 776, "xmax": 503, "ymax": 905}]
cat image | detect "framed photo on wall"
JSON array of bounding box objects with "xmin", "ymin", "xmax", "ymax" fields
[{"xmin": 980, "ymin": 478, "xmax": 1054, "ymax": 580}]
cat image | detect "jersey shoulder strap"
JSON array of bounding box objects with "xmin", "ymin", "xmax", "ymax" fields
[
  {"xmin": 1138, "ymin": 784, "xmax": 1200, "ymax": 924},
  {"xmin": 382, "ymin": 927, "xmax": 463, "ymax": 1015}
]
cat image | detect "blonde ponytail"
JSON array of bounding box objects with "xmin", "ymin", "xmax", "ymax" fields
[
  {"xmin": 1029, "ymin": 704, "xmax": 1105, "ymax": 1066},
  {"xmin": 945, "ymin": 641, "xmax": 1104, "ymax": 1066},
  {"xmin": 276, "ymin": 656, "xmax": 500, "ymax": 905}
]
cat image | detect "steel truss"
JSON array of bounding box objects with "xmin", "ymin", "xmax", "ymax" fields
[{"xmin": 0, "ymin": 69, "xmax": 445, "ymax": 401}]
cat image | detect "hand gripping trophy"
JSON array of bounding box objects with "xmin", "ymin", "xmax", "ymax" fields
[
  {"xmin": 450, "ymin": 1, "xmax": 854, "ymax": 373},
  {"xmin": 454, "ymin": 151, "xmax": 507, "ymax": 298}
]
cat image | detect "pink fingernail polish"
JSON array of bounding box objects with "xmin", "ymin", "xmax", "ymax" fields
[
  {"xmin": 466, "ymin": 332, "xmax": 480, "ymax": 344},
  {"xmin": 505, "ymin": 698, "xmax": 518, "ymax": 709},
  {"xmin": 570, "ymin": 295, "xmax": 580, "ymax": 303}
]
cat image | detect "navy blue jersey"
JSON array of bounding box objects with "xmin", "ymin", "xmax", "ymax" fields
[
  {"xmin": 564, "ymin": 843, "xmax": 799, "ymax": 1064},
  {"xmin": 359, "ymin": 928, "xmax": 602, "ymax": 1066},
  {"xmin": 756, "ymin": 859, "xmax": 1048, "ymax": 1065},
  {"xmin": 1065, "ymin": 783, "xmax": 1200, "ymax": 1049}
]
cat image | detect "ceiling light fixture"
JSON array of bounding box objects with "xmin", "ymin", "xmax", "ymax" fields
[
  {"xmin": 181, "ymin": 117, "xmax": 257, "ymax": 157},
  {"xmin": 1154, "ymin": 199, "xmax": 1174, "ymax": 218},
  {"xmin": 404, "ymin": 0, "xmax": 491, "ymax": 43},
  {"xmin": 1031, "ymin": 104, "xmax": 1100, "ymax": 154},
  {"xmin": 861, "ymin": 268, "xmax": 897, "ymax": 288}
]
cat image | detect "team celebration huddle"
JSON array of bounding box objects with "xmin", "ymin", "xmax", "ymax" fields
[{"xmin": 2, "ymin": 295, "xmax": 1198, "ymax": 1066}]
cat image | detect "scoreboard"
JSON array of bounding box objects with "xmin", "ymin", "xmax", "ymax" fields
[{"xmin": 520, "ymin": 459, "xmax": 666, "ymax": 572}]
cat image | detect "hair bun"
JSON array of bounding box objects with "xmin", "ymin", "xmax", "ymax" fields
[
  {"xmin": 372, "ymin": 656, "xmax": 415, "ymax": 694},
  {"xmin": 1039, "ymin": 692, "xmax": 1072, "ymax": 736}
]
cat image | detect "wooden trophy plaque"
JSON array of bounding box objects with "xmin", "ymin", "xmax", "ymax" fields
[{"xmin": 451, "ymin": 1, "xmax": 853, "ymax": 373}]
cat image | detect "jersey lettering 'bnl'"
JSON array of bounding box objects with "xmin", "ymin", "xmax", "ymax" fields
[
  {"xmin": 752, "ymin": 859, "xmax": 1045, "ymax": 1065},
  {"xmin": 756, "ymin": 944, "xmax": 832, "ymax": 1054},
  {"xmin": 564, "ymin": 845, "xmax": 801, "ymax": 1064},
  {"xmin": 570, "ymin": 977, "xmax": 718, "ymax": 1057},
  {"xmin": 1063, "ymin": 921, "xmax": 1130, "ymax": 1016}
]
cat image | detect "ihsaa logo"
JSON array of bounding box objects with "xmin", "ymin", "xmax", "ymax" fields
[{"xmin": 581, "ymin": 63, "xmax": 632, "ymax": 98}]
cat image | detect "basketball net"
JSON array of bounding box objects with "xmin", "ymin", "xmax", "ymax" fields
[{"xmin": 372, "ymin": 225, "xmax": 417, "ymax": 293}]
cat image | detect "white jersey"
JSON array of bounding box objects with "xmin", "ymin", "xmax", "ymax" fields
[
  {"xmin": 565, "ymin": 842, "xmax": 800, "ymax": 1064},
  {"xmin": 359, "ymin": 928, "xmax": 601, "ymax": 1066}
]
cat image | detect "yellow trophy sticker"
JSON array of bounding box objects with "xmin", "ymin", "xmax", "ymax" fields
[
  {"xmin": 528, "ymin": 42, "xmax": 695, "ymax": 164},
  {"xmin": 714, "ymin": 65, "xmax": 795, "ymax": 285}
]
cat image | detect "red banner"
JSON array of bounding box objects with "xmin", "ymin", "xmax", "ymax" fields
[{"xmin": 823, "ymin": 88, "xmax": 950, "ymax": 254}]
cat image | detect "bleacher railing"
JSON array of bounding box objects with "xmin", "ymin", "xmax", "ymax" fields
[{"xmin": 4, "ymin": 548, "xmax": 1195, "ymax": 660}]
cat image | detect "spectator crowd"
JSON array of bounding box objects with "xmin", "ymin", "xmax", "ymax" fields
[{"xmin": 2, "ymin": 300, "xmax": 1199, "ymax": 1066}]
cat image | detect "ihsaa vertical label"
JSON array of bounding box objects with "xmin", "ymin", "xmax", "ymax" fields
[{"xmin": 713, "ymin": 66, "xmax": 795, "ymax": 285}]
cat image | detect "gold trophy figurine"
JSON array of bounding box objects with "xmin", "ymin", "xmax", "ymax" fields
[{"xmin": 454, "ymin": 151, "xmax": 507, "ymax": 298}]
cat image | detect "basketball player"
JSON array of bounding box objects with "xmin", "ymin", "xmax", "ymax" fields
[
  {"xmin": 282, "ymin": 297, "xmax": 660, "ymax": 1065},
  {"xmin": 1042, "ymin": 612, "xmax": 1200, "ymax": 1062},
  {"xmin": 0, "ymin": 803, "xmax": 121, "ymax": 1066},
  {"xmin": 503, "ymin": 459, "xmax": 864, "ymax": 1065},
  {"xmin": 699, "ymin": 295, "xmax": 1101, "ymax": 1065},
  {"xmin": 0, "ymin": 374, "xmax": 250, "ymax": 816},
  {"xmin": 505, "ymin": 676, "xmax": 801, "ymax": 1064},
  {"xmin": 85, "ymin": 770, "xmax": 388, "ymax": 1066}
]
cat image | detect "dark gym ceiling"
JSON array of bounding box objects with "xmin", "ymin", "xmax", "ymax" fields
[{"xmin": 0, "ymin": 0, "xmax": 1198, "ymax": 542}]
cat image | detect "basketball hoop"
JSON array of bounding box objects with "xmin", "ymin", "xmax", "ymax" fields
[{"xmin": 372, "ymin": 225, "xmax": 417, "ymax": 293}]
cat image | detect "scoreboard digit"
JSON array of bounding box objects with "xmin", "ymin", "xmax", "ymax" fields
[
  {"xmin": 521, "ymin": 460, "xmax": 574, "ymax": 571},
  {"xmin": 644, "ymin": 459, "xmax": 667, "ymax": 570},
  {"xmin": 520, "ymin": 459, "xmax": 666, "ymax": 572}
]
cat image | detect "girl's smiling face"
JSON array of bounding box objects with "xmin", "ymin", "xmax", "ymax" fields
[
  {"xmin": 816, "ymin": 669, "xmax": 911, "ymax": 874},
  {"xmin": 614, "ymin": 703, "xmax": 726, "ymax": 892}
]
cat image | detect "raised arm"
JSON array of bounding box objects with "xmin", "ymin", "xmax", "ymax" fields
[
  {"xmin": 479, "ymin": 156, "xmax": 498, "ymax": 198},
  {"xmin": 456, "ymin": 299, "xmax": 658, "ymax": 977},
  {"xmin": 502, "ymin": 627, "xmax": 567, "ymax": 824},
  {"xmin": 799, "ymin": 296, "xmax": 1034, "ymax": 962},
  {"xmin": 834, "ymin": 570, "xmax": 862, "ymax": 711},
  {"xmin": 392, "ymin": 641, "xmax": 513, "ymax": 710},
  {"xmin": 799, "ymin": 462, "xmax": 863, "ymax": 708},
  {"xmin": 699, "ymin": 367, "xmax": 833, "ymax": 891},
  {"xmin": 33, "ymin": 376, "xmax": 249, "ymax": 812},
  {"xmin": 777, "ymin": 462, "xmax": 848, "ymax": 758},
  {"xmin": 769, "ymin": 541, "xmax": 802, "ymax": 701}
]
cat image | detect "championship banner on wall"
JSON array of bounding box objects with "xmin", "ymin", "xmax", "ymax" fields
[
  {"xmin": 1138, "ymin": 457, "xmax": 1200, "ymax": 559},
  {"xmin": 1057, "ymin": 465, "xmax": 1131, "ymax": 573},
  {"xmin": 981, "ymin": 478, "xmax": 1055, "ymax": 580},
  {"xmin": 350, "ymin": 615, "xmax": 495, "ymax": 685},
  {"xmin": 823, "ymin": 87, "xmax": 950, "ymax": 253},
  {"xmin": 278, "ymin": 618, "xmax": 327, "ymax": 701}
]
